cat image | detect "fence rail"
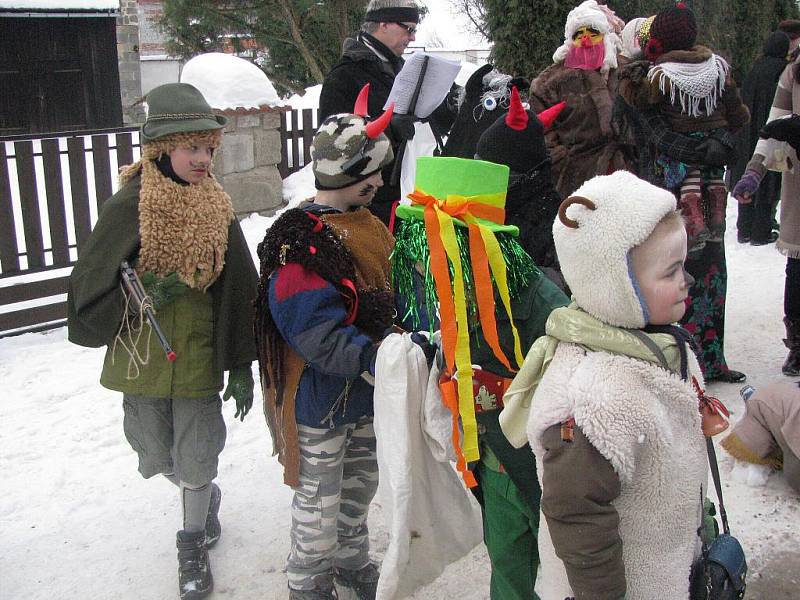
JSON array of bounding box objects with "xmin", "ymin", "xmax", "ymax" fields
[
  {"xmin": 0, "ymin": 127, "xmax": 141, "ymax": 336},
  {"xmin": 1, "ymin": 109, "xmax": 320, "ymax": 336}
]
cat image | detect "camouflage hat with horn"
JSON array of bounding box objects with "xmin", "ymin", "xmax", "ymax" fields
[{"xmin": 312, "ymin": 84, "xmax": 395, "ymax": 190}]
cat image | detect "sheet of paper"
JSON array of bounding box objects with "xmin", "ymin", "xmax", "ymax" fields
[{"xmin": 384, "ymin": 52, "xmax": 461, "ymax": 119}]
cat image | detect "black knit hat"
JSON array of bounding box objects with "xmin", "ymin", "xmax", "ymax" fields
[
  {"xmin": 645, "ymin": 2, "xmax": 697, "ymax": 60},
  {"xmin": 475, "ymin": 87, "xmax": 561, "ymax": 174}
]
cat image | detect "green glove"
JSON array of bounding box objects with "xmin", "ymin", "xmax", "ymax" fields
[
  {"xmin": 139, "ymin": 271, "xmax": 188, "ymax": 311},
  {"xmin": 223, "ymin": 364, "xmax": 254, "ymax": 421}
]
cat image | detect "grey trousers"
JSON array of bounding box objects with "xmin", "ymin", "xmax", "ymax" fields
[{"xmin": 287, "ymin": 417, "xmax": 379, "ymax": 591}]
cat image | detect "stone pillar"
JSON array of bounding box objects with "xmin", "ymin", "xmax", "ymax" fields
[
  {"xmin": 117, "ymin": 0, "xmax": 145, "ymax": 125},
  {"xmin": 213, "ymin": 107, "xmax": 288, "ymax": 216}
]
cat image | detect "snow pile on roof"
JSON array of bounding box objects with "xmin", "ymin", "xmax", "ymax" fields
[
  {"xmin": 0, "ymin": 0, "xmax": 117, "ymax": 8},
  {"xmin": 180, "ymin": 53, "xmax": 282, "ymax": 111},
  {"xmin": 287, "ymin": 84, "xmax": 322, "ymax": 110}
]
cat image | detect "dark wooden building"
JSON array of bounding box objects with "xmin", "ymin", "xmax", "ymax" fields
[{"xmin": 0, "ymin": 2, "xmax": 123, "ymax": 135}]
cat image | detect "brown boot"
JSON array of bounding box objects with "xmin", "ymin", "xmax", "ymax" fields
[
  {"xmin": 679, "ymin": 192, "xmax": 709, "ymax": 250},
  {"xmin": 706, "ymin": 186, "xmax": 728, "ymax": 242},
  {"xmin": 783, "ymin": 317, "xmax": 800, "ymax": 376}
]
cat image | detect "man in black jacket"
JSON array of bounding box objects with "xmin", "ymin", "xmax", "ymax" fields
[{"xmin": 320, "ymin": 0, "xmax": 455, "ymax": 227}]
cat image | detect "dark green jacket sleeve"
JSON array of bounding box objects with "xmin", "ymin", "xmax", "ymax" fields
[
  {"xmin": 67, "ymin": 177, "xmax": 142, "ymax": 347},
  {"xmin": 210, "ymin": 217, "xmax": 259, "ymax": 370},
  {"xmin": 470, "ymin": 269, "xmax": 569, "ymax": 378},
  {"xmin": 541, "ymin": 424, "xmax": 626, "ymax": 600}
]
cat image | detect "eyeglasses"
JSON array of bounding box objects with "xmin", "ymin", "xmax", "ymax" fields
[{"xmin": 394, "ymin": 22, "xmax": 418, "ymax": 35}]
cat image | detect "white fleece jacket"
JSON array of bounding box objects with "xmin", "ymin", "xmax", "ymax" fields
[{"xmin": 529, "ymin": 343, "xmax": 708, "ymax": 600}]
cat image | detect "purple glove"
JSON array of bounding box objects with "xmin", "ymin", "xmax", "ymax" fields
[{"xmin": 732, "ymin": 170, "xmax": 760, "ymax": 203}]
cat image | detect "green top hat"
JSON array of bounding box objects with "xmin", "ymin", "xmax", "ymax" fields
[
  {"xmin": 140, "ymin": 83, "xmax": 227, "ymax": 143},
  {"xmin": 396, "ymin": 156, "xmax": 517, "ymax": 234}
]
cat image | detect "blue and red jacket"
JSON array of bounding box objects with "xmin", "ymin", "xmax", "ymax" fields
[{"xmin": 268, "ymin": 251, "xmax": 379, "ymax": 429}]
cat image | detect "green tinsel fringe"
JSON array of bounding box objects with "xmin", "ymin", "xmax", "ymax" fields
[{"xmin": 391, "ymin": 219, "xmax": 538, "ymax": 331}]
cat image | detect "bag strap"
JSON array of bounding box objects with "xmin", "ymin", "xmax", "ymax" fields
[
  {"xmin": 627, "ymin": 328, "xmax": 732, "ymax": 536},
  {"xmin": 706, "ymin": 436, "xmax": 730, "ymax": 536}
]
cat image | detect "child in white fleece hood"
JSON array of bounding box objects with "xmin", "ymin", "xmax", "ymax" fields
[{"xmin": 500, "ymin": 170, "xmax": 716, "ymax": 599}]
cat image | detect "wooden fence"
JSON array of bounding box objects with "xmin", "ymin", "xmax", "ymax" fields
[
  {"xmin": 1, "ymin": 108, "xmax": 320, "ymax": 336},
  {"xmin": 0, "ymin": 126, "xmax": 140, "ymax": 335},
  {"xmin": 278, "ymin": 108, "xmax": 321, "ymax": 178}
]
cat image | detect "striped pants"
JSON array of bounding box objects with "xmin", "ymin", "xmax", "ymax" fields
[{"xmin": 287, "ymin": 417, "xmax": 378, "ymax": 591}]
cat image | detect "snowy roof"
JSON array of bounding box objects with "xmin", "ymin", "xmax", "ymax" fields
[
  {"xmin": 0, "ymin": 0, "xmax": 118, "ymax": 10},
  {"xmin": 180, "ymin": 53, "xmax": 282, "ymax": 111}
]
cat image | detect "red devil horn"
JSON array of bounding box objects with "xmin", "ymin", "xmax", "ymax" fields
[
  {"xmin": 537, "ymin": 100, "xmax": 566, "ymax": 131},
  {"xmin": 505, "ymin": 86, "xmax": 528, "ymax": 131},
  {"xmin": 354, "ymin": 84, "xmax": 370, "ymax": 117},
  {"xmin": 365, "ymin": 103, "xmax": 394, "ymax": 139}
]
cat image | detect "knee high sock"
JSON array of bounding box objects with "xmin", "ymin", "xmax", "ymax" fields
[
  {"xmin": 680, "ymin": 169, "xmax": 702, "ymax": 201},
  {"xmin": 181, "ymin": 481, "xmax": 213, "ymax": 533}
]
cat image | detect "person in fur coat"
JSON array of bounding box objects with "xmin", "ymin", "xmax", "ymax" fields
[
  {"xmin": 67, "ymin": 83, "xmax": 259, "ymax": 600},
  {"xmin": 529, "ymin": 0, "xmax": 636, "ymax": 198},
  {"xmin": 499, "ymin": 171, "xmax": 714, "ymax": 599},
  {"xmin": 637, "ymin": 3, "xmax": 749, "ymax": 250}
]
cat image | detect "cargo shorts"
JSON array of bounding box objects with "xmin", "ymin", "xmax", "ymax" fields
[{"xmin": 121, "ymin": 394, "xmax": 227, "ymax": 486}]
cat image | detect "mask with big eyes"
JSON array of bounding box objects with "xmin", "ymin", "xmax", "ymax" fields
[{"xmin": 482, "ymin": 96, "xmax": 498, "ymax": 111}]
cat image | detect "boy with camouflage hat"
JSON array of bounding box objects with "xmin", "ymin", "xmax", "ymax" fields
[
  {"xmin": 67, "ymin": 83, "xmax": 259, "ymax": 600},
  {"xmin": 255, "ymin": 88, "xmax": 395, "ymax": 600}
]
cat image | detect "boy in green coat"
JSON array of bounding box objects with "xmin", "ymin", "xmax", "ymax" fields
[
  {"xmin": 67, "ymin": 83, "xmax": 259, "ymax": 600},
  {"xmin": 392, "ymin": 155, "xmax": 568, "ymax": 600}
]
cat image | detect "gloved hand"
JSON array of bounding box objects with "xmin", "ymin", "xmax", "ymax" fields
[
  {"xmin": 391, "ymin": 113, "xmax": 417, "ymax": 142},
  {"xmin": 696, "ymin": 136, "xmax": 730, "ymax": 167},
  {"xmin": 731, "ymin": 169, "xmax": 762, "ymax": 203},
  {"xmin": 223, "ymin": 364, "xmax": 254, "ymax": 421},
  {"xmin": 139, "ymin": 271, "xmax": 188, "ymax": 311},
  {"xmin": 410, "ymin": 332, "xmax": 437, "ymax": 368},
  {"xmin": 760, "ymin": 114, "xmax": 800, "ymax": 152}
]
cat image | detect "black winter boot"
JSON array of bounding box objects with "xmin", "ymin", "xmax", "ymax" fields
[
  {"xmin": 176, "ymin": 529, "xmax": 213, "ymax": 600},
  {"xmin": 204, "ymin": 483, "xmax": 221, "ymax": 548},
  {"xmin": 334, "ymin": 563, "xmax": 379, "ymax": 600},
  {"xmin": 783, "ymin": 318, "xmax": 800, "ymax": 376}
]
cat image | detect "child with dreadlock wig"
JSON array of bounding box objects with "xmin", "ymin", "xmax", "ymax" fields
[
  {"xmin": 67, "ymin": 83, "xmax": 259, "ymax": 600},
  {"xmin": 254, "ymin": 85, "xmax": 402, "ymax": 600},
  {"xmin": 641, "ymin": 2, "xmax": 749, "ymax": 249},
  {"xmin": 392, "ymin": 155, "xmax": 568, "ymax": 600}
]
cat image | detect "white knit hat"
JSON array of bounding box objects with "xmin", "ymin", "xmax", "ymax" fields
[
  {"xmin": 553, "ymin": 170, "xmax": 677, "ymax": 329},
  {"xmin": 552, "ymin": 0, "xmax": 622, "ymax": 76}
]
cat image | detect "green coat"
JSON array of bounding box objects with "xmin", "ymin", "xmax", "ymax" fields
[
  {"xmin": 67, "ymin": 174, "xmax": 259, "ymax": 398},
  {"xmin": 471, "ymin": 268, "xmax": 569, "ymax": 510}
]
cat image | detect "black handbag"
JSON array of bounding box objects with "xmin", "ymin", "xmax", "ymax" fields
[{"xmin": 689, "ymin": 437, "xmax": 748, "ymax": 600}]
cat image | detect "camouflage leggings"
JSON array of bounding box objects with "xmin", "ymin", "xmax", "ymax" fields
[{"xmin": 287, "ymin": 417, "xmax": 378, "ymax": 591}]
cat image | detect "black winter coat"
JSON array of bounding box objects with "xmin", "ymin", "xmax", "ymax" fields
[{"xmin": 319, "ymin": 32, "xmax": 455, "ymax": 226}]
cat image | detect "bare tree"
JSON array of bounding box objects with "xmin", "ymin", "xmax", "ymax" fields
[{"xmin": 448, "ymin": 0, "xmax": 490, "ymax": 40}]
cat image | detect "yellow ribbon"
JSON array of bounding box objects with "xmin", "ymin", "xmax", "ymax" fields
[{"xmin": 408, "ymin": 189, "xmax": 524, "ymax": 466}]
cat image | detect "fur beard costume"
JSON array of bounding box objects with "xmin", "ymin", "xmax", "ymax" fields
[{"xmin": 119, "ymin": 131, "xmax": 233, "ymax": 290}]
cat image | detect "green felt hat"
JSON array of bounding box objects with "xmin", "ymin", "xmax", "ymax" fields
[
  {"xmin": 396, "ymin": 156, "xmax": 518, "ymax": 234},
  {"xmin": 140, "ymin": 83, "xmax": 227, "ymax": 143}
]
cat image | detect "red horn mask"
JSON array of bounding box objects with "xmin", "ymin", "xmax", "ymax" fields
[
  {"xmin": 505, "ymin": 86, "xmax": 529, "ymax": 131},
  {"xmin": 354, "ymin": 83, "xmax": 370, "ymax": 117},
  {"xmin": 365, "ymin": 103, "xmax": 394, "ymax": 139},
  {"xmin": 537, "ymin": 101, "xmax": 566, "ymax": 131}
]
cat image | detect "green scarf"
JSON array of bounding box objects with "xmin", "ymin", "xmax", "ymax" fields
[{"xmin": 499, "ymin": 303, "xmax": 686, "ymax": 448}]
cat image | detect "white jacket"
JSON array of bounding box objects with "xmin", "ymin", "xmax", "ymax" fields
[{"xmin": 528, "ymin": 343, "xmax": 708, "ymax": 600}]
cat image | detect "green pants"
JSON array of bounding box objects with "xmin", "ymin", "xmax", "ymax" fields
[{"xmin": 479, "ymin": 462, "xmax": 541, "ymax": 600}]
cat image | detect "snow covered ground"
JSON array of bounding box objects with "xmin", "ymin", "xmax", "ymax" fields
[{"xmin": 1, "ymin": 200, "xmax": 798, "ymax": 599}]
